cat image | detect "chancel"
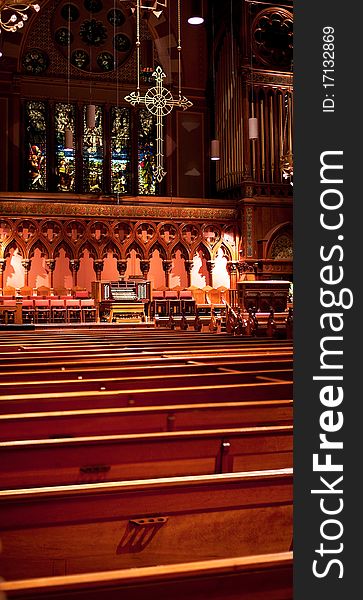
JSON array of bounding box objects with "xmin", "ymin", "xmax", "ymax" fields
[{"xmin": 0, "ymin": 1, "xmax": 293, "ymax": 598}]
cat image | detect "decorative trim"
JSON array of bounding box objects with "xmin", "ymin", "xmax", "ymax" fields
[
  {"xmin": 0, "ymin": 201, "xmax": 236, "ymax": 221},
  {"xmin": 242, "ymin": 69, "xmax": 292, "ymax": 88}
]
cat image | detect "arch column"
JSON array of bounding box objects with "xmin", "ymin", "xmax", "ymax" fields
[
  {"xmin": 206, "ymin": 260, "xmax": 215, "ymax": 287},
  {"xmin": 117, "ymin": 259, "xmax": 128, "ymax": 280},
  {"xmin": 162, "ymin": 260, "xmax": 173, "ymax": 288},
  {"xmin": 46, "ymin": 259, "xmax": 56, "ymax": 294},
  {"xmin": 69, "ymin": 259, "xmax": 80, "ymax": 288},
  {"xmin": 93, "ymin": 260, "xmax": 104, "ymax": 282},
  {"xmin": 184, "ymin": 259, "xmax": 194, "ymax": 288},
  {"xmin": 21, "ymin": 259, "xmax": 31, "ymax": 288},
  {"xmin": 0, "ymin": 259, "xmax": 6, "ymax": 295}
]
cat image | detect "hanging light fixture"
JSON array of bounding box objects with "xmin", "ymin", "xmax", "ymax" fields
[
  {"xmin": 86, "ymin": 104, "xmax": 96, "ymax": 129},
  {"xmin": 210, "ymin": 139, "xmax": 220, "ymax": 161},
  {"xmin": 86, "ymin": 1, "xmax": 96, "ymax": 129},
  {"xmin": 125, "ymin": 0, "xmax": 192, "ymax": 183},
  {"xmin": 64, "ymin": 3, "xmax": 73, "ymax": 150},
  {"xmin": 248, "ymin": 4, "xmax": 258, "ymax": 140},
  {"xmin": 64, "ymin": 128, "xmax": 73, "ymax": 150},
  {"xmin": 248, "ymin": 116, "xmax": 258, "ymax": 140},
  {"xmin": 188, "ymin": 0, "xmax": 204, "ymax": 25},
  {"xmin": 120, "ymin": 1, "xmax": 167, "ymax": 19},
  {"xmin": 209, "ymin": 4, "xmax": 219, "ymax": 162},
  {"xmin": 0, "ymin": 1, "xmax": 40, "ymax": 34}
]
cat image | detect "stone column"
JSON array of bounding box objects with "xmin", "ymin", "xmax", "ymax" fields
[
  {"xmin": 21, "ymin": 259, "xmax": 31, "ymax": 288},
  {"xmin": 46, "ymin": 259, "xmax": 56, "ymax": 294},
  {"xmin": 140, "ymin": 260, "xmax": 150, "ymax": 280},
  {"xmin": 162, "ymin": 260, "xmax": 173, "ymax": 289},
  {"xmin": 206, "ymin": 260, "xmax": 215, "ymax": 288},
  {"xmin": 184, "ymin": 260, "xmax": 194, "ymax": 288},
  {"xmin": 93, "ymin": 259, "xmax": 104, "ymax": 282},
  {"xmin": 117, "ymin": 259, "xmax": 128, "ymax": 280},
  {"xmin": 69, "ymin": 259, "xmax": 80, "ymax": 288},
  {"xmin": 0, "ymin": 259, "xmax": 6, "ymax": 295}
]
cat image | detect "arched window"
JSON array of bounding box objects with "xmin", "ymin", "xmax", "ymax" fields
[{"xmin": 23, "ymin": 100, "xmax": 158, "ymax": 196}]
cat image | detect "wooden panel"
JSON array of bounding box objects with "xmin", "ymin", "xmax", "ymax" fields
[
  {"xmin": 177, "ymin": 112, "xmax": 204, "ymax": 198},
  {"xmin": 0, "ymin": 470, "xmax": 293, "ymax": 580}
]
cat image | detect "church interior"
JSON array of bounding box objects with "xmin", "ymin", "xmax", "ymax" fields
[{"xmin": 0, "ymin": 1, "xmax": 293, "ymax": 598}]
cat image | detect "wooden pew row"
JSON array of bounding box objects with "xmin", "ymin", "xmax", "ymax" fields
[
  {"xmin": 0, "ymin": 380, "xmax": 293, "ymax": 413},
  {"xmin": 0, "ymin": 368, "xmax": 293, "ymax": 396},
  {"xmin": 0, "ymin": 331, "xmax": 292, "ymax": 350},
  {"xmin": 0, "ymin": 331, "xmax": 292, "ymax": 345},
  {"xmin": 0, "ymin": 352, "xmax": 293, "ymax": 378},
  {"xmin": 0, "ymin": 330, "xmax": 292, "ymax": 344},
  {"xmin": 0, "ymin": 469, "xmax": 293, "ymax": 580},
  {"xmin": 0, "ymin": 399, "xmax": 293, "ymax": 441},
  {"xmin": 0, "ymin": 424, "xmax": 293, "ymax": 489},
  {"xmin": 0, "ymin": 357, "xmax": 293, "ymax": 383},
  {"xmin": 0, "ymin": 552, "xmax": 293, "ymax": 600},
  {"xmin": 0, "ymin": 343, "xmax": 294, "ymax": 367},
  {"xmin": 0, "ymin": 332, "xmax": 291, "ymax": 350}
]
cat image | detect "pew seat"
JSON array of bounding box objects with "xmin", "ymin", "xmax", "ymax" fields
[
  {"xmin": 0, "ymin": 399, "xmax": 293, "ymax": 441},
  {"xmin": 0, "ymin": 551, "xmax": 293, "ymax": 599},
  {"xmin": 0, "ymin": 425, "xmax": 293, "ymax": 489},
  {"xmin": 0, "ymin": 469, "xmax": 293, "ymax": 580}
]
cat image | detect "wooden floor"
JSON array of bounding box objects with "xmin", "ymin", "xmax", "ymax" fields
[{"xmin": 0, "ymin": 328, "xmax": 293, "ymax": 598}]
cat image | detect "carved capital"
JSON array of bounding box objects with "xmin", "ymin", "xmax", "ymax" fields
[
  {"xmin": 206, "ymin": 260, "xmax": 215, "ymax": 274},
  {"xmin": 46, "ymin": 259, "xmax": 56, "ymax": 272},
  {"xmin": 117, "ymin": 260, "xmax": 128, "ymax": 276},
  {"xmin": 140, "ymin": 260, "xmax": 150, "ymax": 275},
  {"xmin": 227, "ymin": 261, "xmax": 238, "ymax": 274},
  {"xmin": 21, "ymin": 259, "xmax": 31, "ymax": 272},
  {"xmin": 93, "ymin": 260, "xmax": 104, "ymax": 274},
  {"xmin": 162, "ymin": 260, "xmax": 173, "ymax": 273},
  {"xmin": 184, "ymin": 260, "xmax": 194, "ymax": 273},
  {"xmin": 69, "ymin": 259, "xmax": 80, "ymax": 273}
]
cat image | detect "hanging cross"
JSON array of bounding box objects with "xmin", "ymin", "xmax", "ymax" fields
[{"xmin": 125, "ymin": 66, "xmax": 192, "ymax": 183}]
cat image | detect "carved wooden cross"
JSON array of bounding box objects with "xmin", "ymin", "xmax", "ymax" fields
[{"xmin": 125, "ymin": 66, "xmax": 192, "ymax": 183}]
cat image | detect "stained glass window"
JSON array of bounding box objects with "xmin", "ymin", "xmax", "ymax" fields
[
  {"xmin": 111, "ymin": 107, "xmax": 131, "ymax": 195},
  {"xmin": 25, "ymin": 101, "xmax": 47, "ymax": 191},
  {"xmin": 55, "ymin": 103, "xmax": 76, "ymax": 192},
  {"xmin": 138, "ymin": 108, "xmax": 157, "ymax": 196},
  {"xmin": 83, "ymin": 105, "xmax": 103, "ymax": 193},
  {"xmin": 23, "ymin": 101, "xmax": 160, "ymax": 196}
]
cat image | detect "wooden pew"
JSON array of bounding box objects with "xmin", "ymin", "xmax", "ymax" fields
[
  {"xmin": 0, "ymin": 356, "xmax": 293, "ymax": 384},
  {"xmin": 0, "ymin": 399, "xmax": 293, "ymax": 441},
  {"xmin": 0, "ymin": 345, "xmax": 293, "ymax": 368},
  {"xmin": 0, "ymin": 469, "xmax": 293, "ymax": 580},
  {"xmin": 0, "ymin": 333, "xmax": 293, "ymax": 350},
  {"xmin": 0, "ymin": 425, "xmax": 293, "ymax": 489},
  {"xmin": 0, "ymin": 380, "xmax": 293, "ymax": 413},
  {"xmin": 0, "ymin": 368, "xmax": 293, "ymax": 396},
  {"xmin": 0, "ymin": 551, "xmax": 293, "ymax": 599}
]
